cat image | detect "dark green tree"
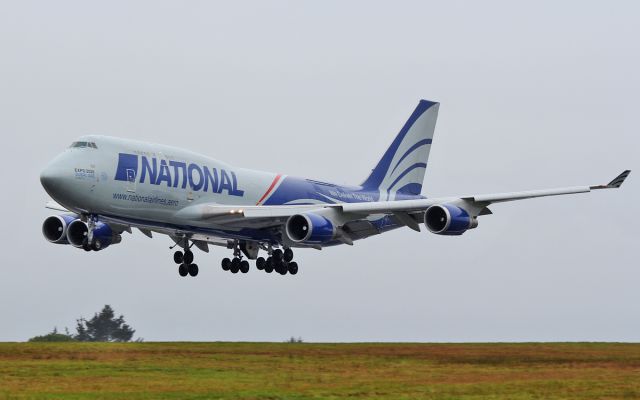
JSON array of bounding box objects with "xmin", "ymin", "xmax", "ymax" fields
[
  {"xmin": 75, "ymin": 305, "xmax": 135, "ymax": 342},
  {"xmin": 74, "ymin": 319, "xmax": 90, "ymax": 342}
]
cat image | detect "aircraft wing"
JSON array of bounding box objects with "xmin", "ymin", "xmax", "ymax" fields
[
  {"xmin": 176, "ymin": 170, "xmax": 630, "ymax": 230},
  {"xmin": 341, "ymin": 170, "xmax": 631, "ymax": 214},
  {"xmin": 45, "ymin": 200, "xmax": 72, "ymax": 213}
]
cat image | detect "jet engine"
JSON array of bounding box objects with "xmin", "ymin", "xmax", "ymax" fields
[
  {"xmin": 424, "ymin": 204, "xmax": 478, "ymax": 235},
  {"xmin": 42, "ymin": 214, "xmax": 78, "ymax": 244},
  {"xmin": 66, "ymin": 219, "xmax": 122, "ymax": 250},
  {"xmin": 285, "ymin": 213, "xmax": 336, "ymax": 244}
]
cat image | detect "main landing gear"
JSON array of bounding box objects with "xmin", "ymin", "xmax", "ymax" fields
[
  {"xmin": 255, "ymin": 247, "xmax": 298, "ymax": 276},
  {"xmin": 220, "ymin": 242, "xmax": 299, "ymax": 276},
  {"xmin": 220, "ymin": 241, "xmax": 250, "ymax": 274},
  {"xmin": 169, "ymin": 239, "xmax": 301, "ymax": 277},
  {"xmin": 172, "ymin": 241, "xmax": 199, "ymax": 278}
]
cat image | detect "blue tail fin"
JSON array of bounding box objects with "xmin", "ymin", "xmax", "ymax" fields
[{"xmin": 361, "ymin": 100, "xmax": 439, "ymax": 199}]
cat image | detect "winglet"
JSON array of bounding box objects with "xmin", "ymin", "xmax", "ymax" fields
[{"xmin": 591, "ymin": 170, "xmax": 631, "ymax": 190}]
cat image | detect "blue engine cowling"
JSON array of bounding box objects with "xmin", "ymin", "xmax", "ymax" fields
[
  {"xmin": 424, "ymin": 204, "xmax": 478, "ymax": 235},
  {"xmin": 42, "ymin": 214, "xmax": 78, "ymax": 244},
  {"xmin": 285, "ymin": 213, "xmax": 336, "ymax": 244},
  {"xmin": 66, "ymin": 219, "xmax": 121, "ymax": 250}
]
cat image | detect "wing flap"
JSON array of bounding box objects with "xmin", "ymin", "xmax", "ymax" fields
[{"xmin": 174, "ymin": 203, "xmax": 334, "ymax": 221}]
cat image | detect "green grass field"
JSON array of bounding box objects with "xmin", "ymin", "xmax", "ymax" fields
[{"xmin": 1, "ymin": 342, "xmax": 639, "ymax": 399}]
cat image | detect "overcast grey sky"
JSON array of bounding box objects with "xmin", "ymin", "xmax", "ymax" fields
[{"xmin": 0, "ymin": 1, "xmax": 638, "ymax": 342}]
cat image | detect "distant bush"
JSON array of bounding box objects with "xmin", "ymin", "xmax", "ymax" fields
[
  {"xmin": 29, "ymin": 327, "xmax": 75, "ymax": 342},
  {"xmin": 286, "ymin": 336, "xmax": 303, "ymax": 343},
  {"xmin": 28, "ymin": 305, "xmax": 137, "ymax": 343}
]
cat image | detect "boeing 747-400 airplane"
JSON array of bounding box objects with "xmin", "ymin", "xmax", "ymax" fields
[{"xmin": 40, "ymin": 100, "xmax": 630, "ymax": 277}]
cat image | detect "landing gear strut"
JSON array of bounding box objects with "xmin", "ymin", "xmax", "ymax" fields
[{"xmin": 81, "ymin": 214, "xmax": 105, "ymax": 252}]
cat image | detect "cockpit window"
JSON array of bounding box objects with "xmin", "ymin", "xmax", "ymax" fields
[{"xmin": 70, "ymin": 141, "xmax": 98, "ymax": 149}]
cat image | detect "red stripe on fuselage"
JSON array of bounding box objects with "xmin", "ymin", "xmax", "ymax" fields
[{"xmin": 256, "ymin": 174, "xmax": 282, "ymax": 205}]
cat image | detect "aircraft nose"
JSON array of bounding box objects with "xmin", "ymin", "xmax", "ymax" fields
[
  {"xmin": 40, "ymin": 156, "xmax": 71, "ymax": 199},
  {"xmin": 40, "ymin": 166, "xmax": 64, "ymax": 194},
  {"xmin": 40, "ymin": 151, "xmax": 91, "ymax": 209}
]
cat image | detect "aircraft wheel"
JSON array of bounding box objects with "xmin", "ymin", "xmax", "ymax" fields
[
  {"xmin": 264, "ymin": 257, "xmax": 274, "ymax": 273},
  {"xmin": 221, "ymin": 258, "xmax": 231, "ymax": 271},
  {"xmin": 240, "ymin": 260, "xmax": 250, "ymax": 273},
  {"xmin": 230, "ymin": 258, "xmax": 240, "ymax": 274},
  {"xmin": 284, "ymin": 248, "xmax": 294, "ymax": 262},
  {"xmin": 273, "ymin": 249, "xmax": 284, "ymax": 262},
  {"xmin": 188, "ymin": 263, "xmax": 199, "ymax": 277},
  {"xmin": 183, "ymin": 250, "xmax": 194, "ymax": 265},
  {"xmin": 173, "ymin": 251, "xmax": 184, "ymax": 264},
  {"xmin": 288, "ymin": 261, "xmax": 298, "ymax": 275},
  {"xmin": 273, "ymin": 261, "xmax": 287, "ymax": 275},
  {"xmin": 91, "ymin": 239, "xmax": 103, "ymax": 251},
  {"xmin": 276, "ymin": 260, "xmax": 287, "ymax": 275},
  {"xmin": 256, "ymin": 257, "xmax": 266, "ymax": 270},
  {"xmin": 178, "ymin": 264, "xmax": 188, "ymax": 277}
]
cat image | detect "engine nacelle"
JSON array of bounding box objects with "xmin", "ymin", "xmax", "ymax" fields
[
  {"xmin": 424, "ymin": 204, "xmax": 478, "ymax": 236},
  {"xmin": 42, "ymin": 214, "xmax": 78, "ymax": 244},
  {"xmin": 66, "ymin": 220, "xmax": 121, "ymax": 250},
  {"xmin": 285, "ymin": 213, "xmax": 336, "ymax": 244}
]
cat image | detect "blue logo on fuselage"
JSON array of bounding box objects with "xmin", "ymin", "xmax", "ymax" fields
[{"xmin": 114, "ymin": 153, "xmax": 244, "ymax": 196}]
